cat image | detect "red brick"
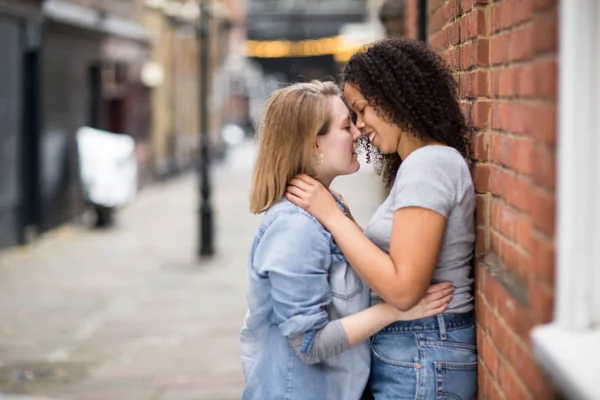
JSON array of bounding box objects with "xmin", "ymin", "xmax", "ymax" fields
[
  {"xmin": 489, "ymin": 199, "xmax": 503, "ymax": 234},
  {"xmin": 497, "ymin": 357, "xmax": 533, "ymax": 400},
  {"xmin": 527, "ymin": 104, "xmax": 556, "ymax": 144},
  {"xmin": 490, "ymin": 198, "xmax": 531, "ymax": 248},
  {"xmin": 532, "ymin": 9, "xmax": 558, "ymax": 54},
  {"xmin": 533, "ymin": 0, "xmax": 556, "ymax": 12},
  {"xmin": 476, "ymin": 7, "xmax": 487, "ymax": 35},
  {"xmin": 517, "ymin": 215, "xmax": 533, "ymax": 254},
  {"xmin": 514, "ymin": 351, "xmax": 556, "ymax": 399},
  {"xmin": 490, "ymin": 380, "xmax": 504, "ymax": 400},
  {"xmin": 478, "ymin": 362, "xmax": 492, "ymax": 399},
  {"xmin": 503, "ymin": 173, "xmax": 532, "ymax": 213},
  {"xmin": 482, "ymin": 263, "xmax": 501, "ymax": 310},
  {"xmin": 499, "ymin": 236, "xmax": 525, "ymax": 279},
  {"xmin": 462, "ymin": 0, "xmax": 473, "ymax": 13},
  {"xmin": 531, "ymin": 188, "xmax": 556, "ymax": 237},
  {"xmin": 528, "ymin": 280, "xmax": 554, "ymax": 323},
  {"xmin": 509, "ymin": 24, "xmax": 534, "ymax": 62},
  {"xmin": 516, "ymin": 136, "xmax": 533, "ymax": 175},
  {"xmin": 488, "ymin": 305, "xmax": 509, "ymax": 353},
  {"xmin": 517, "ymin": 64, "xmax": 535, "ymax": 97},
  {"xmin": 491, "ymin": 101, "xmax": 510, "ymax": 131},
  {"xmin": 498, "ymin": 67, "xmax": 514, "ymax": 97},
  {"xmin": 530, "ymin": 232, "xmax": 555, "ymax": 286},
  {"xmin": 476, "ymin": 291, "xmax": 492, "ymax": 329},
  {"xmin": 468, "ymin": 70, "xmax": 490, "ymax": 98},
  {"xmin": 482, "ymin": 332, "xmax": 499, "ymax": 377},
  {"xmin": 473, "ymin": 164, "xmax": 491, "ymax": 193},
  {"xmin": 476, "ymin": 193, "xmax": 488, "ymax": 226},
  {"xmin": 491, "ymin": 69, "xmax": 500, "ymax": 97},
  {"xmin": 474, "ymin": 101, "xmax": 491, "ymax": 130},
  {"xmin": 490, "ymin": 131, "xmax": 533, "ymax": 173},
  {"xmin": 461, "ymin": 42, "xmax": 472, "ymax": 70},
  {"xmin": 531, "ymin": 143, "xmax": 556, "ymax": 191},
  {"xmin": 500, "ymin": 0, "xmax": 514, "ymax": 31},
  {"xmin": 509, "ymin": 102, "xmax": 532, "ymax": 136},
  {"xmin": 491, "ymin": 32, "xmax": 511, "ymax": 65},
  {"xmin": 513, "ymin": 0, "xmax": 534, "ymax": 25},
  {"xmin": 429, "ymin": 4, "xmax": 447, "ymax": 34},
  {"xmin": 476, "ymin": 226, "xmax": 488, "ymax": 256},
  {"xmin": 476, "ymin": 259, "xmax": 487, "ymax": 293},
  {"xmin": 532, "ymin": 58, "xmax": 557, "ymax": 99},
  {"xmin": 496, "ymin": 293, "xmax": 533, "ymax": 343},
  {"xmin": 429, "ymin": 30, "xmax": 445, "ymax": 52},
  {"xmin": 489, "ymin": 165, "xmax": 508, "ymax": 197},
  {"xmin": 475, "ymin": 38, "xmax": 490, "ymax": 66},
  {"xmin": 471, "ymin": 131, "xmax": 488, "ymax": 160},
  {"xmin": 452, "ymin": 22, "xmax": 461, "ymax": 46},
  {"xmin": 461, "ymin": 100, "xmax": 474, "ymax": 122}
]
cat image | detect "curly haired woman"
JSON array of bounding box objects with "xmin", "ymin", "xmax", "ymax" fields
[{"xmin": 287, "ymin": 38, "xmax": 477, "ymax": 400}]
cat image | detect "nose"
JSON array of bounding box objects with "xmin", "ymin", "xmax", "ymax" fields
[
  {"xmin": 354, "ymin": 115, "xmax": 366, "ymax": 131},
  {"xmin": 351, "ymin": 123, "xmax": 361, "ymax": 140}
]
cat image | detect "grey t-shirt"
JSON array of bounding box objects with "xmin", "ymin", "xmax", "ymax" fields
[{"xmin": 364, "ymin": 145, "xmax": 475, "ymax": 313}]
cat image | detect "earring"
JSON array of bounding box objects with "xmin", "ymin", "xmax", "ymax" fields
[{"xmin": 313, "ymin": 152, "xmax": 324, "ymax": 165}]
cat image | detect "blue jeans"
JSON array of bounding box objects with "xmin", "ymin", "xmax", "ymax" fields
[{"xmin": 368, "ymin": 312, "xmax": 477, "ymax": 400}]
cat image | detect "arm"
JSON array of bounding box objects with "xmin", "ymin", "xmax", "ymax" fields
[
  {"xmin": 259, "ymin": 213, "xmax": 451, "ymax": 365},
  {"xmin": 286, "ymin": 167, "xmax": 451, "ymax": 310},
  {"xmin": 317, "ymin": 208, "xmax": 445, "ymax": 311}
]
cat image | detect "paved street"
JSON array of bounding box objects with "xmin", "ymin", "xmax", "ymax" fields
[{"xmin": 0, "ymin": 140, "xmax": 383, "ymax": 400}]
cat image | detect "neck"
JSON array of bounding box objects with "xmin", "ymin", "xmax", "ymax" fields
[
  {"xmin": 397, "ymin": 135, "xmax": 444, "ymax": 160},
  {"xmin": 315, "ymin": 174, "xmax": 333, "ymax": 187}
]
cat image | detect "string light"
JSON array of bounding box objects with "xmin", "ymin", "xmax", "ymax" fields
[{"xmin": 244, "ymin": 36, "xmax": 364, "ymax": 62}]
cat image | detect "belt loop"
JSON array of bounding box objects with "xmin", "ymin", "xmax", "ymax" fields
[{"xmin": 437, "ymin": 314, "xmax": 447, "ymax": 340}]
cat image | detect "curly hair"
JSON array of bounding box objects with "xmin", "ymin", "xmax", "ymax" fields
[{"xmin": 343, "ymin": 38, "xmax": 471, "ymax": 188}]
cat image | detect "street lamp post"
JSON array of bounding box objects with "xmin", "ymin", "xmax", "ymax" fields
[{"xmin": 197, "ymin": 0, "xmax": 214, "ymax": 257}]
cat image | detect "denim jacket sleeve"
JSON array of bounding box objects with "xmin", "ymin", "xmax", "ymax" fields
[{"xmin": 255, "ymin": 212, "xmax": 332, "ymax": 338}]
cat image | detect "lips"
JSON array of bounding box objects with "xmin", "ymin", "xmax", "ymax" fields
[{"xmin": 367, "ymin": 131, "xmax": 376, "ymax": 143}]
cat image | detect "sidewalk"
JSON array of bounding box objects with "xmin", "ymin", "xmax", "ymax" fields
[{"xmin": 0, "ymin": 140, "xmax": 383, "ymax": 400}]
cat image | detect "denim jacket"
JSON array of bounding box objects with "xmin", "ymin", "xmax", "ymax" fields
[{"xmin": 240, "ymin": 197, "xmax": 371, "ymax": 400}]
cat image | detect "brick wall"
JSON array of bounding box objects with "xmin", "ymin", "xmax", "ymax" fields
[{"xmin": 406, "ymin": 0, "xmax": 558, "ymax": 398}]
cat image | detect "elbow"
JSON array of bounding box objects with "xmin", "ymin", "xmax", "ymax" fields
[{"xmin": 386, "ymin": 291, "xmax": 422, "ymax": 312}]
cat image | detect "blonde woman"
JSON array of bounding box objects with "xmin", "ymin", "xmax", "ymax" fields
[{"xmin": 240, "ymin": 81, "xmax": 454, "ymax": 400}]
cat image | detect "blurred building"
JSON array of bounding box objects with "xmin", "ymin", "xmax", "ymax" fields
[
  {"xmin": 404, "ymin": 1, "xmax": 598, "ymax": 399},
  {"xmin": 41, "ymin": 0, "xmax": 151, "ymax": 231},
  {"xmin": 244, "ymin": 0, "xmax": 369, "ymax": 84},
  {"xmin": 143, "ymin": 0, "xmax": 243, "ymax": 176},
  {"xmin": 0, "ymin": 0, "xmax": 44, "ymax": 249},
  {"xmin": 0, "ymin": 0, "xmax": 242, "ymax": 250}
]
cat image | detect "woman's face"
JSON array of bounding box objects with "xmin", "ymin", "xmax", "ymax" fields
[
  {"xmin": 314, "ymin": 96, "xmax": 362, "ymax": 183},
  {"xmin": 343, "ymin": 83, "xmax": 403, "ymax": 154}
]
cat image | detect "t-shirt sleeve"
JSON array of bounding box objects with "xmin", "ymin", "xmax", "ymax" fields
[{"xmin": 391, "ymin": 150, "xmax": 457, "ymax": 218}]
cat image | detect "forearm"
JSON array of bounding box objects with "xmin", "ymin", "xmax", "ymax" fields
[
  {"xmin": 339, "ymin": 302, "xmax": 399, "ymax": 345},
  {"xmin": 288, "ymin": 303, "xmax": 399, "ymax": 364},
  {"xmin": 324, "ymin": 215, "xmax": 420, "ymax": 310}
]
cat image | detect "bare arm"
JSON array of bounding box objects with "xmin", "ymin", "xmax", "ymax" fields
[
  {"xmin": 287, "ymin": 175, "xmax": 447, "ymax": 311},
  {"xmin": 289, "ymin": 283, "xmax": 453, "ymax": 364}
]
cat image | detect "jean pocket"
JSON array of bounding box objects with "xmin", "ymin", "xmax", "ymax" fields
[
  {"xmin": 434, "ymin": 361, "xmax": 477, "ymax": 400},
  {"xmin": 328, "ymin": 260, "xmax": 361, "ymax": 300},
  {"xmin": 370, "ymin": 333, "xmax": 420, "ymax": 400}
]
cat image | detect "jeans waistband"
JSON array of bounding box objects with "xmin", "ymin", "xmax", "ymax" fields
[{"xmin": 378, "ymin": 311, "xmax": 474, "ymax": 334}]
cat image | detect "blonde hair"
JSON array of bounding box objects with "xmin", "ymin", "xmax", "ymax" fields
[{"xmin": 250, "ymin": 80, "xmax": 341, "ymax": 214}]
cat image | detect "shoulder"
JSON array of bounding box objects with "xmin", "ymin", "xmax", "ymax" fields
[
  {"xmin": 259, "ymin": 199, "xmax": 330, "ymax": 243},
  {"xmin": 396, "ymin": 146, "xmax": 468, "ymax": 184}
]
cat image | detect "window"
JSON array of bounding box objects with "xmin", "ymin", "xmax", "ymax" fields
[{"xmin": 531, "ymin": 2, "xmax": 600, "ymax": 400}]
